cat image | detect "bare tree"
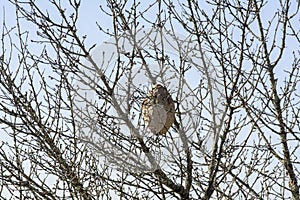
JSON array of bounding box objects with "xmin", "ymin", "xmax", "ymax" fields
[{"xmin": 0, "ymin": 0, "xmax": 299, "ymax": 199}]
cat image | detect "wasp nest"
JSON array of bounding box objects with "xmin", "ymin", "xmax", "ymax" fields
[{"xmin": 142, "ymin": 84, "xmax": 175, "ymax": 135}]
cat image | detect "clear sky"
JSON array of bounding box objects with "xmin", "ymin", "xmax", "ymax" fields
[{"xmin": 1, "ymin": 0, "xmax": 298, "ymax": 78}]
